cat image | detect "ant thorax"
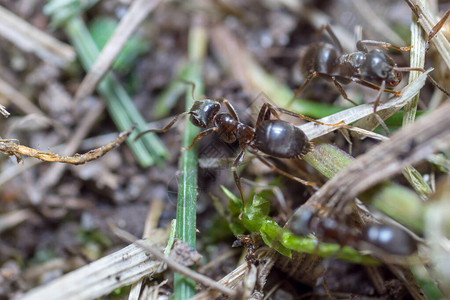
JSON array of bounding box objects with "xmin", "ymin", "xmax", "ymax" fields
[
  {"xmin": 214, "ymin": 113, "xmax": 239, "ymax": 143},
  {"xmin": 335, "ymin": 52, "xmax": 366, "ymax": 83}
]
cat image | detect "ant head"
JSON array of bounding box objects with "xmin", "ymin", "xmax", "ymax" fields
[
  {"xmin": 189, "ymin": 100, "xmax": 220, "ymax": 128},
  {"xmin": 364, "ymin": 49, "xmax": 402, "ymax": 87}
]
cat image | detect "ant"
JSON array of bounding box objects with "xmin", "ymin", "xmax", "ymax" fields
[
  {"xmin": 288, "ymin": 24, "xmax": 424, "ymax": 110},
  {"xmin": 136, "ymin": 83, "xmax": 343, "ymax": 218},
  {"xmin": 290, "ymin": 208, "xmax": 417, "ymax": 256},
  {"xmin": 232, "ymin": 234, "xmax": 258, "ymax": 266}
]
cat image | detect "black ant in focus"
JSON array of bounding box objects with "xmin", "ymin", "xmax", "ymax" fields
[
  {"xmin": 288, "ymin": 24, "xmax": 424, "ymax": 109},
  {"xmin": 290, "ymin": 208, "xmax": 417, "ymax": 256},
  {"xmin": 136, "ymin": 84, "xmax": 343, "ymax": 217}
]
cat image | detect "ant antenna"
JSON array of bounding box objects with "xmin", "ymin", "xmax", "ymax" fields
[
  {"xmin": 392, "ymin": 67, "xmax": 450, "ymax": 97},
  {"xmin": 425, "ymin": 9, "xmax": 450, "ymax": 52},
  {"xmin": 135, "ymin": 79, "xmax": 202, "ymax": 142},
  {"xmin": 178, "ymin": 78, "xmax": 200, "ymax": 102},
  {"xmin": 426, "ymin": 74, "xmax": 450, "ymax": 97},
  {"xmin": 423, "ymin": 9, "xmax": 450, "ymax": 97}
]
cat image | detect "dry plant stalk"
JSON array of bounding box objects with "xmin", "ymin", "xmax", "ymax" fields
[
  {"xmin": 0, "ymin": 126, "xmax": 134, "ymax": 164},
  {"xmin": 0, "ymin": 5, "xmax": 75, "ymax": 67},
  {"xmin": 22, "ymin": 232, "xmax": 168, "ymax": 300},
  {"xmin": 0, "ymin": 103, "xmax": 9, "ymax": 117},
  {"xmin": 297, "ymin": 101, "xmax": 450, "ymax": 214},
  {"xmin": 73, "ymin": 0, "xmax": 163, "ymax": 103},
  {"xmin": 112, "ymin": 225, "xmax": 237, "ymax": 298}
]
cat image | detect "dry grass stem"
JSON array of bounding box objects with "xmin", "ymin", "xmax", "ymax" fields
[
  {"xmin": 73, "ymin": 0, "xmax": 163, "ymax": 103},
  {"xmin": 0, "ymin": 209, "xmax": 33, "ymax": 233},
  {"xmin": 405, "ymin": 0, "xmax": 450, "ymax": 69},
  {"xmin": 0, "ymin": 125, "xmax": 134, "ymax": 165},
  {"xmin": 112, "ymin": 225, "xmax": 237, "ymax": 298},
  {"xmin": 297, "ymin": 100, "xmax": 450, "ymax": 213},
  {"xmin": 298, "ymin": 70, "xmax": 430, "ymax": 140},
  {"xmin": 350, "ymin": 0, "xmax": 406, "ymax": 46},
  {"xmin": 0, "ymin": 5, "xmax": 75, "ymax": 67},
  {"xmin": 21, "ymin": 234, "xmax": 168, "ymax": 300},
  {"xmin": 0, "ymin": 103, "xmax": 9, "ymax": 117},
  {"xmin": 0, "ymin": 77, "xmax": 47, "ymax": 116}
]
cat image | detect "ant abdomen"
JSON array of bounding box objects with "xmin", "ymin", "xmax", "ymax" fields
[
  {"xmin": 253, "ymin": 120, "xmax": 311, "ymax": 159},
  {"xmin": 361, "ymin": 223, "xmax": 417, "ymax": 256},
  {"xmin": 300, "ymin": 42, "xmax": 338, "ymax": 75}
]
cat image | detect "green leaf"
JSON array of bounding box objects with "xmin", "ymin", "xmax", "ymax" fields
[{"xmin": 260, "ymin": 221, "xmax": 292, "ymax": 258}]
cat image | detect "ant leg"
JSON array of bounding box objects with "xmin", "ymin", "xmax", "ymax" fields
[
  {"xmin": 351, "ymin": 78, "xmax": 402, "ymax": 97},
  {"xmin": 254, "ymin": 102, "xmax": 285, "ymax": 132},
  {"xmin": 181, "ymin": 127, "xmax": 218, "ymax": 151},
  {"xmin": 232, "ymin": 146, "xmax": 247, "ymax": 219},
  {"xmin": 322, "ymin": 277, "xmax": 334, "ymax": 300},
  {"xmin": 426, "ymin": 9, "xmax": 450, "ymax": 51},
  {"xmin": 392, "ymin": 62, "xmax": 450, "ymax": 97},
  {"xmin": 264, "ymin": 103, "xmax": 344, "ymax": 127},
  {"xmin": 248, "ymin": 149, "xmax": 318, "ymax": 188},
  {"xmin": 135, "ymin": 111, "xmax": 192, "ymax": 141},
  {"xmin": 254, "ymin": 103, "xmax": 280, "ymax": 131},
  {"xmin": 287, "ymin": 72, "xmax": 319, "ymax": 107},
  {"xmin": 212, "ymin": 98, "xmax": 240, "ymax": 121},
  {"xmin": 320, "ymin": 24, "xmax": 344, "ymax": 54},
  {"xmin": 331, "ymin": 77, "xmax": 358, "ymax": 106},
  {"xmin": 356, "ymin": 40, "xmax": 412, "ymax": 52},
  {"xmin": 426, "ymin": 73, "xmax": 450, "ymax": 97},
  {"xmin": 372, "ymin": 80, "xmax": 390, "ymax": 135},
  {"xmin": 372, "ymin": 80, "xmax": 386, "ymax": 114}
]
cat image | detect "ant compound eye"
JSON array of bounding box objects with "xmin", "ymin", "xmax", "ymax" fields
[
  {"xmin": 377, "ymin": 69, "xmax": 388, "ymax": 78},
  {"xmin": 189, "ymin": 115, "xmax": 202, "ymax": 127}
]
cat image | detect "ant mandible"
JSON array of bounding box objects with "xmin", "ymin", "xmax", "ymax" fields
[
  {"xmin": 136, "ymin": 84, "xmax": 343, "ymax": 218},
  {"xmin": 288, "ymin": 24, "xmax": 424, "ymax": 109}
]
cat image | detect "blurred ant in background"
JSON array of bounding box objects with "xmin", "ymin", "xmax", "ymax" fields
[
  {"xmin": 288, "ymin": 24, "xmax": 424, "ymax": 110},
  {"xmin": 290, "ymin": 208, "xmax": 418, "ymax": 257},
  {"xmin": 232, "ymin": 234, "xmax": 259, "ymax": 266}
]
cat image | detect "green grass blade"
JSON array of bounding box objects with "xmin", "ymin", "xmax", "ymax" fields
[{"xmin": 173, "ymin": 21, "xmax": 207, "ymax": 300}]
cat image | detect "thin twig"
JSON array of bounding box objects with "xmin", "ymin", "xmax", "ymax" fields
[
  {"xmin": 0, "ymin": 125, "xmax": 134, "ymax": 164},
  {"xmin": 111, "ymin": 224, "xmax": 237, "ymax": 298},
  {"xmin": 296, "ymin": 101, "xmax": 450, "ymax": 214},
  {"xmin": 0, "ymin": 5, "xmax": 75, "ymax": 67}
]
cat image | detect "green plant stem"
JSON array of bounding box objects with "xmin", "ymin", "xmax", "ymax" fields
[{"xmin": 173, "ymin": 20, "xmax": 207, "ymax": 300}]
